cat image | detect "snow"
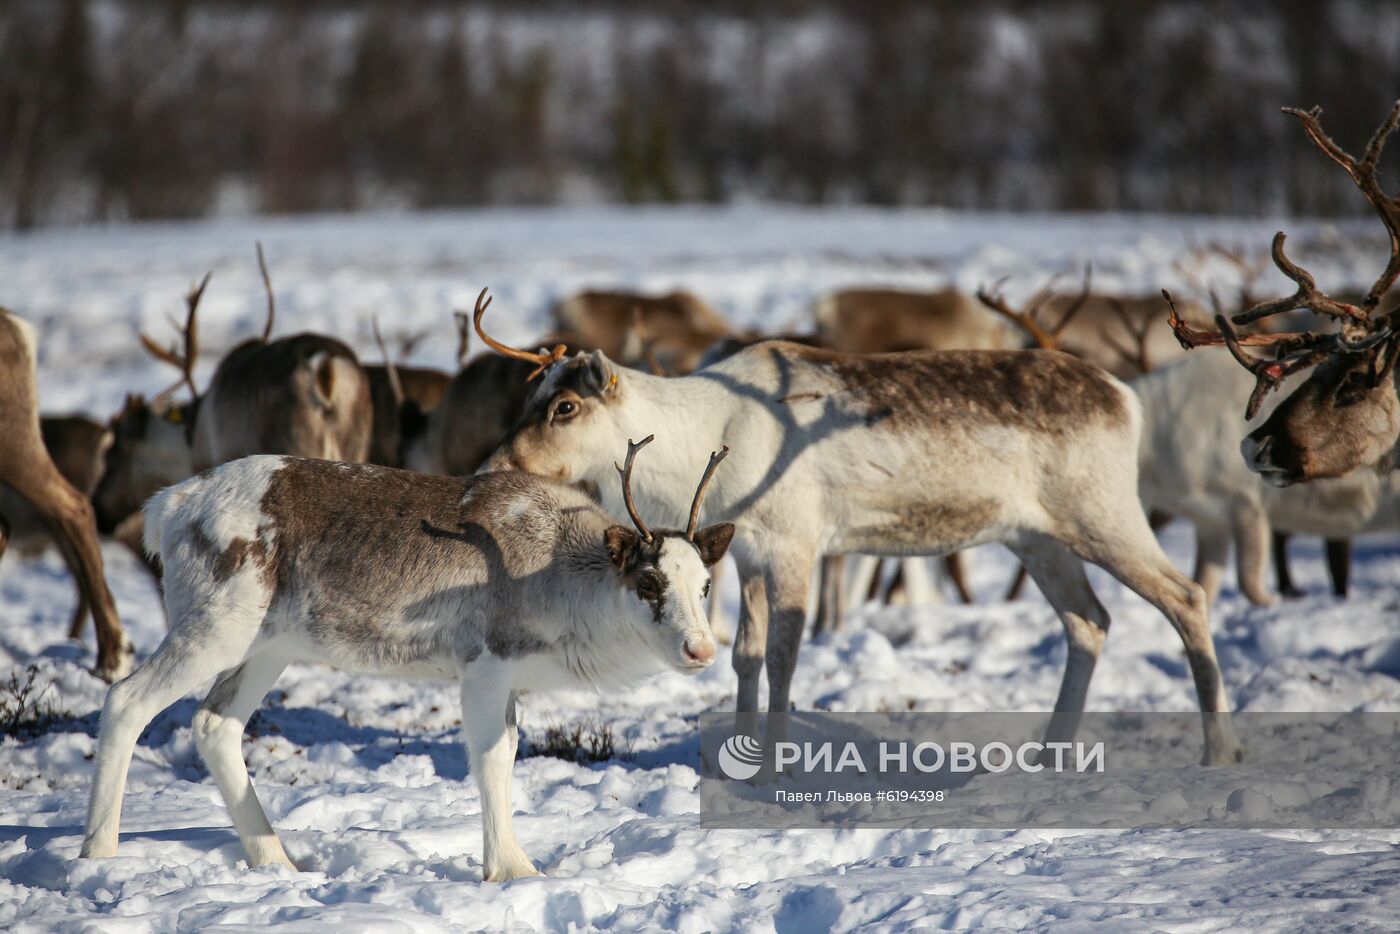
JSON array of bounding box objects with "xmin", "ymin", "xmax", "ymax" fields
[{"xmin": 1, "ymin": 207, "xmax": 1398, "ymax": 930}]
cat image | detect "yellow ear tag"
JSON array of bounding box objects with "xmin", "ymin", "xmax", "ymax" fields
[
  {"xmin": 166, "ymin": 408, "xmax": 184, "ymax": 425},
  {"xmin": 608, "ymin": 374, "xmax": 618, "ymax": 390}
]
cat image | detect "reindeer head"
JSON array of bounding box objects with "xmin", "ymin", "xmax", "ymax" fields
[
  {"xmin": 471, "ymin": 289, "xmax": 638, "ymax": 482},
  {"xmin": 603, "ymin": 436, "xmax": 733, "ymax": 673},
  {"xmin": 93, "ymin": 394, "xmax": 197, "ymax": 532},
  {"xmin": 1168, "ymin": 101, "xmax": 1400, "ymax": 485},
  {"xmin": 1242, "ymin": 345, "xmax": 1400, "ymax": 485}
]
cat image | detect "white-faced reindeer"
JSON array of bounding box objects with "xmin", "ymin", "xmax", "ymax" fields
[
  {"xmin": 94, "ymin": 264, "xmax": 373, "ymax": 532},
  {"xmin": 0, "ymin": 309, "xmax": 131, "ymax": 680},
  {"xmin": 81, "ymin": 441, "xmax": 733, "ymax": 882},
  {"xmin": 1174, "ymin": 103, "xmax": 1400, "ymax": 487},
  {"xmin": 473, "ymin": 291, "xmax": 1244, "ymax": 766}
]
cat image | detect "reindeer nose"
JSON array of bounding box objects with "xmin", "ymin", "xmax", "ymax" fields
[
  {"xmin": 683, "ymin": 638, "xmax": 716, "ymax": 666},
  {"xmin": 1241, "ymin": 434, "xmax": 1272, "ymax": 468}
]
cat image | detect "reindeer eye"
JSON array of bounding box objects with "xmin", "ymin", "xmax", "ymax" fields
[
  {"xmin": 553, "ymin": 399, "xmax": 579, "ymax": 421},
  {"xmin": 637, "ymin": 574, "xmax": 662, "ymax": 600}
]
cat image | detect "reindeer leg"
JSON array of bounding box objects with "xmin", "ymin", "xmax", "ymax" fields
[
  {"xmin": 461, "ymin": 658, "xmax": 539, "ymax": 882},
  {"xmin": 1003, "ymin": 564, "xmax": 1030, "ymax": 601},
  {"xmin": 1192, "ymin": 521, "xmax": 1230, "ymax": 609},
  {"xmin": 51, "ymin": 527, "xmax": 91, "ymax": 640},
  {"xmin": 842, "ymin": 555, "xmax": 879, "ymax": 614},
  {"xmin": 8, "ymin": 462, "xmax": 130, "ymax": 681},
  {"xmin": 763, "ymin": 551, "xmax": 816, "ymax": 717},
  {"xmin": 1325, "ymin": 539, "xmax": 1351, "ymax": 597},
  {"xmin": 812, "ymin": 554, "xmax": 844, "ymax": 637},
  {"xmin": 1272, "ymin": 531, "xmax": 1303, "ymax": 598},
  {"xmin": 192, "ymin": 652, "xmax": 292, "ymax": 868},
  {"xmin": 1010, "ymin": 538, "xmax": 1110, "ymax": 754},
  {"xmin": 82, "ymin": 631, "xmax": 234, "ymax": 858},
  {"xmin": 732, "ymin": 568, "xmax": 768, "ymax": 738},
  {"xmin": 1232, "ymin": 501, "xmax": 1275, "ymax": 606},
  {"xmin": 1072, "ymin": 513, "xmax": 1242, "ymax": 766},
  {"xmin": 943, "ymin": 552, "xmax": 973, "ymax": 604}
]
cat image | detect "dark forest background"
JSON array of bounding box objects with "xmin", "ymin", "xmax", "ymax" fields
[{"xmin": 3, "ymin": 0, "xmax": 1398, "ymax": 229}]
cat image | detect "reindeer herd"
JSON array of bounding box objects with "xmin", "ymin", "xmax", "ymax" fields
[{"xmin": 0, "ymin": 101, "xmax": 1397, "ymax": 880}]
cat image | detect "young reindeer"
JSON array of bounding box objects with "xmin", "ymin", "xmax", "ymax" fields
[
  {"xmin": 474, "ymin": 290, "xmax": 1245, "ymax": 766},
  {"xmin": 81, "ymin": 441, "xmax": 734, "ymax": 882},
  {"xmin": 1171, "ymin": 103, "xmax": 1400, "ymax": 486}
]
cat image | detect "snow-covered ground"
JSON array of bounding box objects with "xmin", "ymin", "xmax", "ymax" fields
[{"xmin": 1, "ymin": 207, "xmax": 1398, "ymax": 931}]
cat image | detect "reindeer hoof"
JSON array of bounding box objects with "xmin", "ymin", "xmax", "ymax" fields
[
  {"xmin": 1201, "ymin": 745, "xmax": 1246, "ymax": 767},
  {"xmin": 484, "ymin": 858, "xmax": 544, "ymax": 883},
  {"xmin": 94, "ymin": 640, "xmax": 135, "ymax": 683}
]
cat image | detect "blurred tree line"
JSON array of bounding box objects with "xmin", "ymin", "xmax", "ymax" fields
[{"xmin": 2, "ymin": 0, "xmax": 1397, "ymax": 228}]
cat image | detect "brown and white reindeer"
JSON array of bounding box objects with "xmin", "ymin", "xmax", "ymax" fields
[
  {"xmin": 1171, "ymin": 103, "xmax": 1400, "ymax": 487},
  {"xmin": 0, "ymin": 309, "xmax": 131, "ymax": 680},
  {"xmin": 81, "ymin": 441, "xmax": 734, "ymax": 882},
  {"xmin": 473, "ymin": 290, "xmax": 1244, "ymax": 765},
  {"xmin": 810, "ymin": 285, "xmax": 1037, "ymax": 626},
  {"xmin": 94, "ymin": 257, "xmax": 374, "ymax": 532}
]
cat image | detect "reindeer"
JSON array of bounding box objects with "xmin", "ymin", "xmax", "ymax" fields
[
  {"xmin": 81, "ymin": 441, "xmax": 734, "ymax": 882},
  {"xmin": 979, "ymin": 267, "xmax": 1209, "ymax": 381},
  {"xmin": 364, "ymin": 318, "xmax": 451, "ymax": 468},
  {"xmin": 473, "ymin": 291, "xmax": 1244, "ymax": 766},
  {"xmin": 0, "ymin": 415, "xmax": 114, "ymax": 637},
  {"xmin": 0, "ymin": 309, "xmax": 131, "ymax": 680},
  {"xmin": 986, "ymin": 279, "xmax": 1373, "ymax": 606},
  {"xmin": 814, "ymin": 287, "xmax": 1019, "ymax": 354},
  {"xmin": 1167, "ymin": 103, "xmax": 1400, "ymax": 487},
  {"xmin": 1132, "ymin": 348, "xmax": 1399, "ymax": 606},
  {"xmin": 554, "ymin": 289, "xmax": 729, "ymax": 375},
  {"xmin": 810, "ymin": 286, "xmax": 1035, "ymax": 625},
  {"xmin": 405, "ymin": 322, "xmax": 584, "ymax": 477},
  {"xmin": 95, "ymin": 259, "xmax": 374, "ymax": 531}
]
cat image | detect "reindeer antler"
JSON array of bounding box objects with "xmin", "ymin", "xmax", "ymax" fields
[
  {"xmin": 1102, "ymin": 298, "xmax": 1156, "ymax": 375},
  {"xmin": 453, "ymin": 309, "xmax": 472, "ymax": 368},
  {"xmin": 256, "ymin": 241, "xmax": 275, "ymax": 343},
  {"xmin": 1166, "ymin": 101, "xmax": 1400, "ymax": 418},
  {"xmin": 1163, "ymin": 289, "xmax": 1342, "ymax": 418},
  {"xmin": 977, "ymin": 264, "xmax": 1092, "ymax": 350},
  {"xmin": 686, "ymin": 445, "xmax": 729, "ymax": 540},
  {"xmin": 372, "ymin": 316, "xmax": 404, "ymax": 406},
  {"xmin": 614, "ymin": 435, "xmax": 655, "ymax": 542},
  {"xmin": 472, "ymin": 287, "xmax": 569, "ymax": 381},
  {"xmin": 142, "ymin": 271, "xmax": 209, "ymax": 402}
]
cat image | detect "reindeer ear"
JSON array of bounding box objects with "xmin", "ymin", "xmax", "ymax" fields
[
  {"xmin": 604, "ymin": 525, "xmax": 639, "ymax": 571},
  {"xmin": 692, "ymin": 523, "xmax": 735, "ymax": 567},
  {"xmin": 581, "ymin": 350, "xmax": 617, "ymax": 396}
]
